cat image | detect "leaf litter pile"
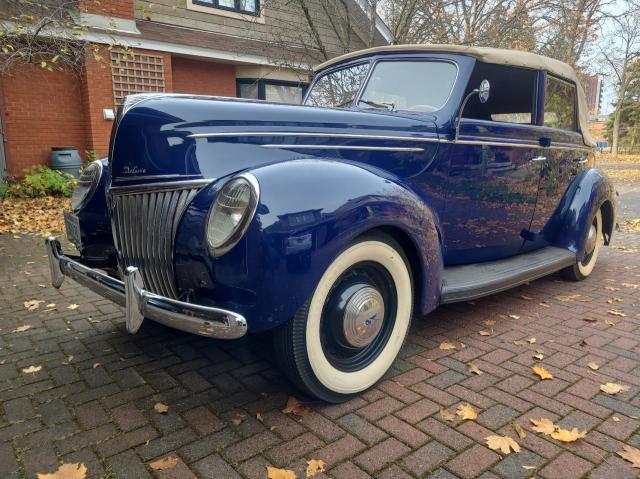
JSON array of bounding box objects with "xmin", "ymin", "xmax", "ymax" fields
[{"xmin": 0, "ymin": 196, "xmax": 70, "ymax": 235}]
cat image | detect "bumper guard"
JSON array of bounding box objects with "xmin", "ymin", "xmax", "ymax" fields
[{"xmin": 46, "ymin": 237, "xmax": 247, "ymax": 339}]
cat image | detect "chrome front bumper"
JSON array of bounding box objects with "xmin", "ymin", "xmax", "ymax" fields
[{"xmin": 45, "ymin": 237, "xmax": 247, "ymax": 339}]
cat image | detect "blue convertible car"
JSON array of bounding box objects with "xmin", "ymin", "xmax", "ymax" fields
[{"xmin": 47, "ymin": 45, "xmax": 616, "ymax": 402}]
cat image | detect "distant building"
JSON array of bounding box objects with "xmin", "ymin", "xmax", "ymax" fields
[{"xmin": 581, "ymin": 74, "xmax": 602, "ymax": 118}]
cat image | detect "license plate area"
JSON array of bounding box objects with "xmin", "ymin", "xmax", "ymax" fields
[{"xmin": 64, "ymin": 211, "xmax": 81, "ymax": 248}]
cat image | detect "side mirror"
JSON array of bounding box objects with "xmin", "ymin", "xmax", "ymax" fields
[{"xmin": 454, "ymin": 79, "xmax": 491, "ymax": 141}]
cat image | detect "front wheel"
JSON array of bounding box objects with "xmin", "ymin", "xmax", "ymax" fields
[
  {"xmin": 561, "ymin": 208, "xmax": 603, "ymax": 281},
  {"xmin": 273, "ymin": 233, "xmax": 413, "ymax": 403}
]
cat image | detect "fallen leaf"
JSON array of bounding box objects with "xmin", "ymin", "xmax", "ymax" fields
[
  {"xmin": 306, "ymin": 459, "xmax": 326, "ymax": 477},
  {"xmin": 532, "ymin": 366, "xmax": 553, "ymax": 380},
  {"xmin": 527, "ymin": 337, "xmax": 537, "ymax": 344},
  {"xmin": 484, "ymin": 319, "xmax": 496, "ymax": 326},
  {"xmin": 486, "ymin": 435, "xmax": 520, "ymax": 454},
  {"xmin": 92, "ymin": 363, "xmax": 101, "ymax": 369},
  {"xmin": 266, "ymin": 466, "xmax": 296, "ymax": 479},
  {"xmin": 231, "ymin": 413, "xmax": 246, "ymax": 426},
  {"xmin": 12, "ymin": 324, "xmax": 32, "ymax": 333},
  {"xmin": 539, "ymin": 302, "xmax": 551, "ymax": 307},
  {"xmin": 456, "ymin": 403, "xmax": 478, "ymax": 421},
  {"xmin": 440, "ymin": 409, "xmax": 455, "ymax": 422},
  {"xmin": 600, "ymin": 383, "xmax": 630, "ymax": 395},
  {"xmin": 587, "ymin": 362, "xmax": 599, "ymax": 370},
  {"xmin": 514, "ymin": 339, "xmax": 527, "ymax": 345},
  {"xmin": 67, "ymin": 304, "xmax": 80, "ymax": 310},
  {"xmin": 582, "ymin": 318, "xmax": 597, "ymax": 324},
  {"xmin": 256, "ymin": 412, "xmax": 264, "ymax": 423},
  {"xmin": 467, "ymin": 362, "xmax": 483, "ymax": 375},
  {"xmin": 479, "ymin": 330, "xmax": 492, "ymax": 336},
  {"xmin": 513, "ymin": 422, "xmax": 526, "ymax": 439},
  {"xmin": 612, "ymin": 416, "xmax": 620, "ymax": 422},
  {"xmin": 617, "ymin": 444, "xmax": 640, "ymax": 468},
  {"xmin": 608, "ymin": 310, "xmax": 626, "ymax": 317},
  {"xmin": 149, "ymin": 456, "xmax": 178, "ymax": 471},
  {"xmin": 605, "ymin": 319, "xmax": 616, "ymax": 326},
  {"xmin": 522, "ymin": 465, "xmax": 537, "ymax": 470},
  {"xmin": 439, "ymin": 341, "xmax": 456, "ymax": 350},
  {"xmin": 530, "ymin": 418, "xmax": 556, "ymax": 435},
  {"xmin": 37, "ymin": 463, "xmax": 87, "ymax": 479},
  {"xmin": 555, "ymin": 294, "xmax": 581, "ymax": 302},
  {"xmin": 533, "ymin": 353, "xmax": 544, "ymax": 360},
  {"xmin": 605, "ymin": 286, "xmax": 620, "ymax": 291},
  {"xmin": 22, "ymin": 365, "xmax": 42, "ymax": 374},
  {"xmin": 621, "ymin": 282, "xmax": 640, "ymax": 289},
  {"xmin": 24, "ymin": 299, "xmax": 43, "ymax": 311},
  {"xmin": 551, "ymin": 427, "xmax": 587, "ymax": 442},
  {"xmin": 509, "ymin": 314, "xmax": 520, "ymax": 320},
  {"xmin": 282, "ymin": 396, "xmax": 310, "ymax": 417},
  {"xmin": 520, "ymin": 295, "xmax": 533, "ymax": 300},
  {"xmin": 45, "ymin": 303, "xmax": 56, "ymax": 308},
  {"xmin": 62, "ymin": 355, "xmax": 74, "ymax": 365},
  {"xmin": 154, "ymin": 402, "xmax": 169, "ymax": 414}
]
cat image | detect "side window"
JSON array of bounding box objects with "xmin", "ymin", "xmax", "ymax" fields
[
  {"xmin": 304, "ymin": 63, "xmax": 370, "ymax": 108},
  {"xmin": 544, "ymin": 76, "xmax": 577, "ymax": 130},
  {"xmin": 462, "ymin": 63, "xmax": 537, "ymax": 125}
]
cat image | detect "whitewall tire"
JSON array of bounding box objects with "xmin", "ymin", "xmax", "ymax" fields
[
  {"xmin": 273, "ymin": 232, "xmax": 413, "ymax": 403},
  {"xmin": 561, "ymin": 208, "xmax": 603, "ymax": 281}
]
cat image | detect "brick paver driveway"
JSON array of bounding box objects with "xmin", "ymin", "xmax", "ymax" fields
[{"xmin": 1, "ymin": 183, "xmax": 639, "ymax": 479}]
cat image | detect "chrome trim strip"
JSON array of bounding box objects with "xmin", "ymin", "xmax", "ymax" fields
[
  {"xmin": 110, "ymin": 179, "xmax": 211, "ymax": 195},
  {"xmin": 115, "ymin": 174, "xmax": 197, "ymax": 182},
  {"xmin": 260, "ymin": 144, "xmax": 424, "ymax": 152},
  {"xmin": 45, "ymin": 237, "xmax": 247, "ymax": 339}
]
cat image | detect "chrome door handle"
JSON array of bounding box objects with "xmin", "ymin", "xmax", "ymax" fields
[
  {"xmin": 530, "ymin": 156, "xmax": 547, "ymax": 162},
  {"xmin": 574, "ymin": 158, "xmax": 588, "ymax": 164}
]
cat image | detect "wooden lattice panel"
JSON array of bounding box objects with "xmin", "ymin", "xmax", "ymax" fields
[{"xmin": 110, "ymin": 52, "xmax": 165, "ymax": 107}]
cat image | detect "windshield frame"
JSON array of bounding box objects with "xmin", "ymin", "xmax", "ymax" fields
[{"xmin": 304, "ymin": 56, "xmax": 460, "ymax": 114}]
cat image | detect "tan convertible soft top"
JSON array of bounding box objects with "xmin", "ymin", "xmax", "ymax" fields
[{"xmin": 315, "ymin": 44, "xmax": 594, "ymax": 146}]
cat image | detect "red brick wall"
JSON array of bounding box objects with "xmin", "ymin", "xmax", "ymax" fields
[
  {"xmin": 172, "ymin": 57, "xmax": 236, "ymax": 97},
  {"xmin": 79, "ymin": 0, "xmax": 134, "ymax": 20},
  {"xmin": 0, "ymin": 64, "xmax": 87, "ymax": 176}
]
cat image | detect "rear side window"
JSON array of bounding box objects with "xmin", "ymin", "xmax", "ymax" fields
[{"xmin": 544, "ymin": 76, "xmax": 577, "ymax": 130}]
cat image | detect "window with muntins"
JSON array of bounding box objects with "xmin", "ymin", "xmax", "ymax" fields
[
  {"xmin": 192, "ymin": 0, "xmax": 258, "ymax": 15},
  {"xmin": 544, "ymin": 76, "xmax": 577, "ymax": 131}
]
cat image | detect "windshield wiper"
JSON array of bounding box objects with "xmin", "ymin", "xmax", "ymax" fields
[{"xmin": 359, "ymin": 99, "xmax": 395, "ymax": 111}]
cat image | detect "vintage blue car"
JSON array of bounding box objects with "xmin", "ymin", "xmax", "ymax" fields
[{"xmin": 47, "ymin": 45, "xmax": 616, "ymax": 402}]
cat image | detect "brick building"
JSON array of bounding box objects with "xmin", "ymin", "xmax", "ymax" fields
[{"xmin": 0, "ymin": 0, "xmax": 390, "ymax": 176}]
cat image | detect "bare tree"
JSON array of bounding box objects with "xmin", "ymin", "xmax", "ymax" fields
[{"xmin": 601, "ymin": 3, "xmax": 640, "ymax": 155}]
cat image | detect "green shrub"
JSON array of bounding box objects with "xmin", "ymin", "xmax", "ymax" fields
[{"xmin": 2, "ymin": 165, "xmax": 77, "ymax": 198}]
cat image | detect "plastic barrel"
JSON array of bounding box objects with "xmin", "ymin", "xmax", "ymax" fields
[{"xmin": 49, "ymin": 147, "xmax": 82, "ymax": 179}]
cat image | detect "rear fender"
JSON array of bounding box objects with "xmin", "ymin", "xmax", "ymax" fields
[
  {"xmin": 551, "ymin": 168, "xmax": 616, "ymax": 261},
  {"xmin": 175, "ymin": 159, "xmax": 443, "ymax": 332}
]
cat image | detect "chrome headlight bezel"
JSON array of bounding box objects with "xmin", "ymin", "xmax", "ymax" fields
[
  {"xmin": 71, "ymin": 160, "xmax": 103, "ymax": 213},
  {"xmin": 206, "ymin": 173, "xmax": 260, "ymax": 257}
]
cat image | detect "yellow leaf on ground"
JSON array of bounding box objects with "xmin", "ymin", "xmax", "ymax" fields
[
  {"xmin": 153, "ymin": 402, "xmax": 169, "ymax": 414},
  {"xmin": 22, "ymin": 365, "xmax": 42, "ymax": 374},
  {"xmin": 267, "ymin": 466, "xmax": 296, "ymax": 479},
  {"xmin": 37, "ymin": 463, "xmax": 87, "ymax": 479},
  {"xmin": 24, "ymin": 299, "xmax": 43, "ymax": 311},
  {"xmin": 533, "ymin": 353, "xmax": 544, "ymax": 360},
  {"xmin": 588, "ymin": 362, "xmax": 599, "ymax": 370},
  {"xmin": 551, "ymin": 427, "xmax": 587, "ymax": 442},
  {"xmin": 486, "ymin": 435, "xmax": 520, "ymax": 454},
  {"xmin": 439, "ymin": 341, "xmax": 456, "ymax": 350},
  {"xmin": 608, "ymin": 310, "xmax": 626, "ymax": 317},
  {"xmin": 282, "ymin": 396, "xmax": 310, "ymax": 417},
  {"xmin": 479, "ymin": 330, "xmax": 492, "ymax": 336},
  {"xmin": 256, "ymin": 412, "xmax": 264, "ymax": 423},
  {"xmin": 605, "ymin": 319, "xmax": 616, "ymax": 326},
  {"xmin": 456, "ymin": 403, "xmax": 478, "ymax": 421},
  {"xmin": 484, "ymin": 320, "xmax": 496, "ymax": 326},
  {"xmin": 440, "ymin": 408, "xmax": 455, "ymax": 421},
  {"xmin": 520, "ymin": 295, "xmax": 533, "ymax": 300},
  {"xmin": 513, "ymin": 422, "xmax": 526, "ymax": 439},
  {"xmin": 514, "ymin": 339, "xmax": 527, "ymax": 345},
  {"xmin": 509, "ymin": 314, "xmax": 520, "ymax": 320},
  {"xmin": 12, "ymin": 324, "xmax": 32, "ymax": 332},
  {"xmin": 555, "ymin": 294, "xmax": 581, "ymax": 302},
  {"xmin": 613, "ymin": 416, "xmax": 620, "ymax": 422},
  {"xmin": 600, "ymin": 383, "xmax": 630, "ymax": 395},
  {"xmin": 617, "ymin": 444, "xmax": 640, "ymax": 468},
  {"xmin": 532, "ymin": 366, "xmax": 553, "ymax": 380},
  {"xmin": 149, "ymin": 456, "xmax": 179, "ymax": 470},
  {"xmin": 306, "ymin": 459, "xmax": 326, "ymax": 477},
  {"xmin": 530, "ymin": 418, "xmax": 556, "ymax": 435},
  {"xmin": 467, "ymin": 362, "xmax": 483, "ymax": 375},
  {"xmin": 231, "ymin": 413, "xmax": 246, "ymax": 426},
  {"xmin": 67, "ymin": 304, "xmax": 80, "ymax": 310},
  {"xmin": 605, "ymin": 286, "xmax": 620, "ymax": 291},
  {"xmin": 527, "ymin": 337, "xmax": 536, "ymax": 344}
]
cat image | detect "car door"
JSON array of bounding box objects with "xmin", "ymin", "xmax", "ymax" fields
[
  {"xmin": 442, "ymin": 63, "xmax": 541, "ymax": 265},
  {"xmin": 525, "ymin": 74, "xmax": 591, "ymax": 248}
]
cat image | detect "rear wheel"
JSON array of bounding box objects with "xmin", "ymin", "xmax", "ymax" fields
[
  {"xmin": 273, "ymin": 233, "xmax": 413, "ymax": 403},
  {"xmin": 561, "ymin": 208, "xmax": 603, "ymax": 281}
]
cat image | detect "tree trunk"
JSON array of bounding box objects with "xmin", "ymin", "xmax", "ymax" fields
[{"xmin": 368, "ymin": 0, "xmax": 378, "ymax": 47}]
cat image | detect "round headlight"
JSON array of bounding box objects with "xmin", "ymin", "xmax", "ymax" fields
[
  {"xmin": 71, "ymin": 160, "xmax": 102, "ymax": 213},
  {"xmin": 206, "ymin": 174, "xmax": 259, "ymax": 257}
]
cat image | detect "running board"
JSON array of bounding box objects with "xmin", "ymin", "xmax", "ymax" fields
[{"xmin": 441, "ymin": 246, "xmax": 576, "ymax": 304}]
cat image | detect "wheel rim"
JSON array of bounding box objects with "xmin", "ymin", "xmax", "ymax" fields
[
  {"xmin": 320, "ymin": 261, "xmax": 397, "ymax": 372},
  {"xmin": 581, "ymin": 215, "xmax": 599, "ymax": 266}
]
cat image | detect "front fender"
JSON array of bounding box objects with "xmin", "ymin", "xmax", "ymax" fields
[
  {"xmin": 174, "ymin": 159, "xmax": 442, "ymax": 332},
  {"xmin": 551, "ymin": 168, "xmax": 616, "ymax": 260}
]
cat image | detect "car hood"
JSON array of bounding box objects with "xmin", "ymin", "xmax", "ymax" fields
[{"xmin": 109, "ymin": 95, "xmax": 440, "ymax": 185}]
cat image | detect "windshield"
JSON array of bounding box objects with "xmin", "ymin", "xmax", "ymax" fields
[
  {"xmin": 359, "ymin": 61, "xmax": 457, "ymax": 113},
  {"xmin": 304, "ymin": 63, "xmax": 370, "ymax": 108}
]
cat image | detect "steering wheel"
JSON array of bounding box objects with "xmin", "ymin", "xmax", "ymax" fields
[{"xmin": 406, "ymin": 104, "xmax": 438, "ymax": 112}]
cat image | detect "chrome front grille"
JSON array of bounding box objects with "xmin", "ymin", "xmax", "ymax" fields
[{"xmin": 111, "ymin": 182, "xmax": 206, "ymax": 299}]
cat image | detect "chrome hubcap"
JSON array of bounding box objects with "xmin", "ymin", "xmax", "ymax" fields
[
  {"xmin": 342, "ymin": 287, "xmax": 385, "ymax": 348},
  {"xmin": 585, "ymin": 223, "xmax": 597, "ymax": 255}
]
